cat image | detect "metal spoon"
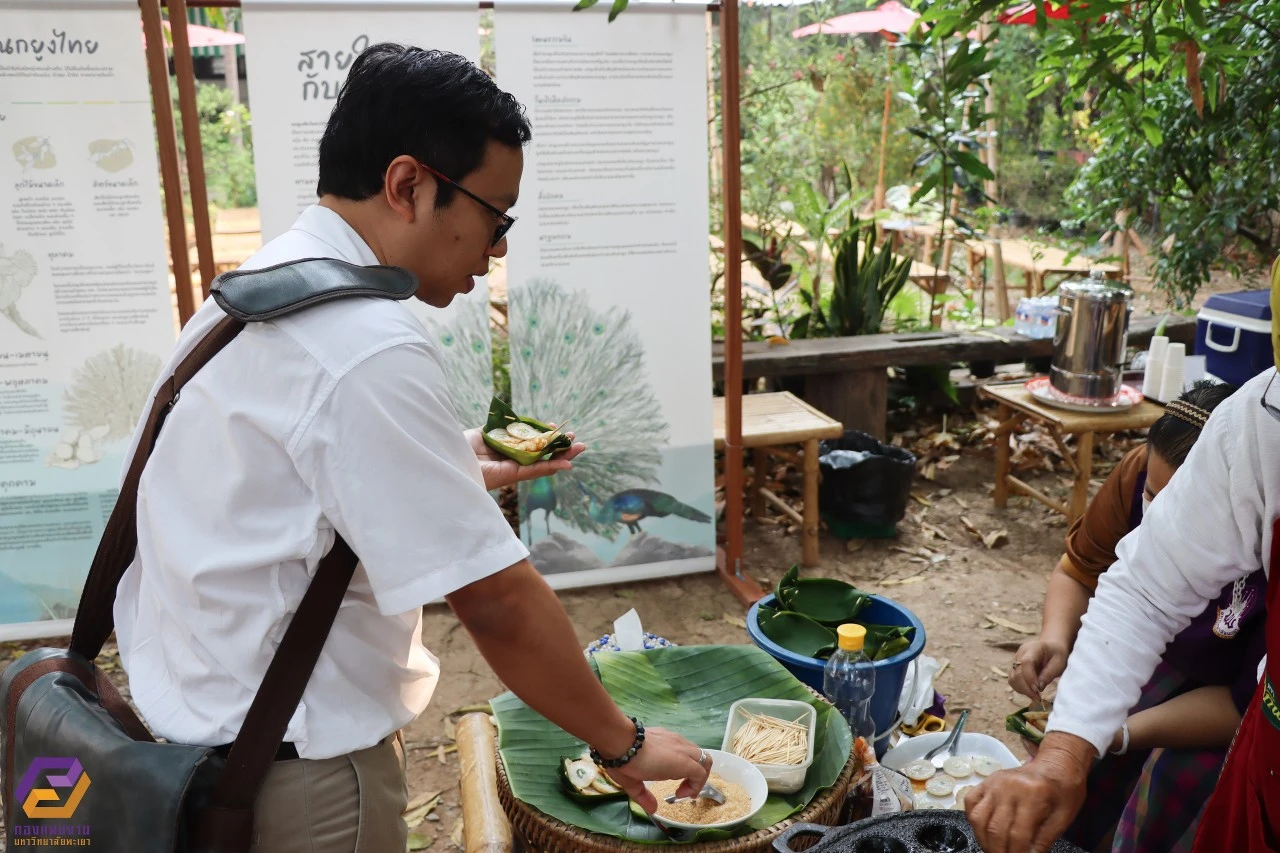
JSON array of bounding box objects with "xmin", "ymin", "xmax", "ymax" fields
[
  {"xmin": 924, "ymin": 709, "xmax": 970, "ymax": 769},
  {"xmin": 664, "ymin": 783, "xmax": 726, "ymax": 806}
]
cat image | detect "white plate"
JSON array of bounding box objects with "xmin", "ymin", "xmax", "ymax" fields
[{"xmin": 880, "ymin": 732, "xmax": 1022, "ymax": 811}]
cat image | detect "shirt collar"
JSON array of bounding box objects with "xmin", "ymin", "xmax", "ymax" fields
[{"xmin": 290, "ymin": 205, "xmax": 380, "ymax": 267}]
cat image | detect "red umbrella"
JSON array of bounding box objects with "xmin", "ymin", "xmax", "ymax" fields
[
  {"xmin": 997, "ymin": 2, "xmax": 1072, "ymax": 25},
  {"xmin": 791, "ymin": 0, "xmax": 917, "ymax": 38},
  {"xmin": 141, "ymin": 20, "xmax": 246, "ymax": 50}
]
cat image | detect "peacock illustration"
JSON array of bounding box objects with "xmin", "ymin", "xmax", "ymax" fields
[
  {"xmin": 509, "ymin": 278, "xmax": 670, "ymax": 542},
  {"xmin": 412, "ymin": 295, "xmax": 494, "ymax": 429},
  {"xmin": 0, "ymin": 245, "xmax": 40, "ymax": 339},
  {"xmin": 577, "ymin": 483, "xmax": 712, "ymax": 536},
  {"xmin": 523, "ymin": 476, "xmax": 558, "ymax": 536}
]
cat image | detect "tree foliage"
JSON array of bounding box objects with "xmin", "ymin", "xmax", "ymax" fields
[{"xmin": 915, "ymin": 0, "xmax": 1280, "ymax": 305}]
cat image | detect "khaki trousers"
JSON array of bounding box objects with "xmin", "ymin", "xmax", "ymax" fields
[{"xmin": 249, "ymin": 733, "xmax": 408, "ymax": 853}]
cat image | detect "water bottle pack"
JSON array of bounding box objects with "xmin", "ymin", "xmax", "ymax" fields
[{"xmin": 1014, "ymin": 296, "xmax": 1059, "ymax": 340}]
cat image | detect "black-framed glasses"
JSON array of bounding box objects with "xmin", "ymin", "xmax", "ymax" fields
[
  {"xmin": 1262, "ymin": 371, "xmax": 1280, "ymax": 423},
  {"xmin": 418, "ymin": 162, "xmax": 515, "ymax": 246}
]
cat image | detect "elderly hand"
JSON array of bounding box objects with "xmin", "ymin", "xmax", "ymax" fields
[
  {"xmin": 965, "ymin": 732, "xmax": 1093, "ymax": 853},
  {"xmin": 465, "ymin": 426, "xmax": 586, "ymax": 492}
]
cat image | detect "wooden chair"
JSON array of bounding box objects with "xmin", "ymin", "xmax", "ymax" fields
[{"xmin": 713, "ymin": 392, "xmax": 844, "ymax": 567}]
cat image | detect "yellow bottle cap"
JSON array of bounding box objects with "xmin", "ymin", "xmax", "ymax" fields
[{"xmin": 837, "ymin": 623, "xmax": 866, "ymax": 652}]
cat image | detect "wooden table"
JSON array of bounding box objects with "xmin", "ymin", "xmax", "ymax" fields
[
  {"xmin": 713, "ymin": 392, "xmax": 844, "ymax": 566},
  {"xmin": 978, "ymin": 382, "xmax": 1165, "ymax": 522},
  {"xmin": 965, "ymin": 239, "xmax": 1121, "ymax": 297}
]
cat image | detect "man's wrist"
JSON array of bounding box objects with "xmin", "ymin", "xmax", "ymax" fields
[
  {"xmin": 593, "ymin": 713, "xmax": 641, "ymax": 761},
  {"xmin": 591, "ymin": 716, "xmax": 644, "ymax": 767}
]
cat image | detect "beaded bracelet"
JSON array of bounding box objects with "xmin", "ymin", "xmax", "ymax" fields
[{"xmin": 590, "ymin": 717, "xmax": 646, "ymax": 768}]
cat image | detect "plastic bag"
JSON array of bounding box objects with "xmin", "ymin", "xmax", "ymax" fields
[
  {"xmin": 818, "ymin": 431, "xmax": 917, "ymax": 529},
  {"xmin": 897, "ymin": 655, "xmax": 942, "ymax": 728},
  {"xmin": 847, "ymin": 736, "xmax": 914, "ymax": 822}
]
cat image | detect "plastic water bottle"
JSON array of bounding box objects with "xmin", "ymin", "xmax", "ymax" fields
[
  {"xmin": 823, "ymin": 624, "xmax": 876, "ymax": 745},
  {"xmin": 1014, "ymin": 298, "xmax": 1033, "ymax": 337}
]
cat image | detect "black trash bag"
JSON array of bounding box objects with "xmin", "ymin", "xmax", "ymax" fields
[{"xmin": 818, "ymin": 430, "xmax": 917, "ymax": 529}]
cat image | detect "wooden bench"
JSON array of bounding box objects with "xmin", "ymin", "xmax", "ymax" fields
[
  {"xmin": 713, "ymin": 392, "xmax": 844, "ymax": 566},
  {"xmin": 712, "ymin": 314, "xmax": 1195, "ymax": 440}
]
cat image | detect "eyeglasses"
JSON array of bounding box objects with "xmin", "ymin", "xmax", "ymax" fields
[
  {"xmin": 1262, "ymin": 372, "xmax": 1280, "ymax": 423},
  {"xmin": 417, "ymin": 162, "xmax": 515, "ymax": 247}
]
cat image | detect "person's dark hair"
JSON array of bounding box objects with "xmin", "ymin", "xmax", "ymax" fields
[
  {"xmin": 1148, "ymin": 379, "xmax": 1238, "ymax": 467},
  {"xmin": 317, "ymin": 44, "xmax": 531, "ymax": 206}
]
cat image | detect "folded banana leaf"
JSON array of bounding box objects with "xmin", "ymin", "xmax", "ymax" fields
[
  {"xmin": 775, "ymin": 565, "xmax": 871, "ymax": 626},
  {"xmin": 491, "ymin": 645, "xmax": 853, "ymax": 844},
  {"xmin": 863, "ymin": 625, "xmax": 915, "ymax": 661},
  {"xmin": 1005, "ymin": 705, "xmax": 1052, "ymax": 744},
  {"xmin": 482, "ymin": 396, "xmax": 573, "ymax": 465},
  {"xmin": 756, "ymin": 606, "xmax": 838, "ymax": 658}
]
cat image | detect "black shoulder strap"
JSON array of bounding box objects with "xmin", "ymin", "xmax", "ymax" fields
[
  {"xmin": 68, "ymin": 259, "xmax": 418, "ymax": 826},
  {"xmin": 211, "ymin": 257, "xmax": 417, "ymax": 321}
]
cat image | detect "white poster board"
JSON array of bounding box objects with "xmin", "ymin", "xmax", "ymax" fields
[
  {"xmin": 0, "ymin": 0, "xmax": 176, "ymax": 640},
  {"xmin": 242, "ymin": 0, "xmax": 495, "ymax": 428},
  {"xmin": 494, "ymin": 0, "xmax": 716, "ymax": 588}
]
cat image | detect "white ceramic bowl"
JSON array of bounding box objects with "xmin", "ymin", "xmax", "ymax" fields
[{"xmin": 648, "ymin": 749, "xmax": 769, "ymax": 842}]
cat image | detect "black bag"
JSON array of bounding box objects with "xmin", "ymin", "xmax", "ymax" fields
[
  {"xmin": 1, "ymin": 259, "xmax": 417, "ymax": 852},
  {"xmin": 817, "ymin": 430, "xmax": 917, "ymax": 534}
]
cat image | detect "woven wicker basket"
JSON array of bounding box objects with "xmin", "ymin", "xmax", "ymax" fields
[{"xmin": 495, "ymin": 744, "xmax": 858, "ymax": 853}]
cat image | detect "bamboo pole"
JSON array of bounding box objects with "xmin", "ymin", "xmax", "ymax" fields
[
  {"xmin": 716, "ymin": 0, "xmax": 761, "ymax": 607},
  {"xmin": 140, "ymin": 0, "xmax": 197, "ymax": 326},
  {"xmin": 168, "ymin": 0, "xmax": 217, "ymax": 298},
  {"xmin": 874, "ymin": 42, "xmax": 894, "ymax": 211}
]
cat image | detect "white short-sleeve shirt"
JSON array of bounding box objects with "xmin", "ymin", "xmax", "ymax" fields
[{"xmin": 113, "ymin": 205, "xmax": 529, "ymax": 759}]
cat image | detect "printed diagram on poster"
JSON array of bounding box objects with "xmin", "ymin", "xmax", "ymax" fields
[
  {"xmin": 0, "ymin": 1, "xmax": 176, "ymax": 639},
  {"xmin": 495, "ymin": 1, "xmax": 716, "ymax": 586}
]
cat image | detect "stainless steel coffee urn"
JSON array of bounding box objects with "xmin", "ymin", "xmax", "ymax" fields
[{"xmin": 1050, "ymin": 271, "xmax": 1133, "ymax": 399}]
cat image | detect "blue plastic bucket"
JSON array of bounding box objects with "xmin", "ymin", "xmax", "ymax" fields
[{"xmin": 747, "ymin": 593, "xmax": 926, "ymax": 755}]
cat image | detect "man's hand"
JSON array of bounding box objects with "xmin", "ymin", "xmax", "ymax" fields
[
  {"xmin": 464, "ymin": 426, "xmax": 585, "ymax": 491},
  {"xmin": 602, "ymin": 727, "xmax": 711, "ymax": 814},
  {"xmin": 965, "ymin": 733, "xmax": 1094, "ymax": 853},
  {"xmin": 1008, "ymin": 639, "xmax": 1069, "ymax": 702}
]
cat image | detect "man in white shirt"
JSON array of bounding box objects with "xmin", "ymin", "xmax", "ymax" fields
[
  {"xmin": 115, "ymin": 44, "xmax": 709, "ymax": 852},
  {"xmin": 965, "ymin": 364, "xmax": 1280, "ymax": 853}
]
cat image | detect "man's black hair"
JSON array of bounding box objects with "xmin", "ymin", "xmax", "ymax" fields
[
  {"xmin": 317, "ymin": 44, "xmax": 531, "ymax": 206},
  {"xmin": 1148, "ymin": 379, "xmax": 1238, "ymax": 466}
]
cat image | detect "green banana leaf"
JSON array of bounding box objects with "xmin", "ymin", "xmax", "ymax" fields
[
  {"xmin": 756, "ymin": 607, "xmax": 838, "ymax": 659},
  {"xmin": 863, "ymin": 625, "xmax": 916, "ymax": 661},
  {"xmin": 482, "ymin": 396, "xmax": 573, "ymax": 465},
  {"xmin": 491, "ymin": 645, "xmax": 853, "ymax": 844},
  {"xmin": 1005, "ymin": 705, "xmax": 1051, "ymax": 744},
  {"xmin": 780, "ymin": 579, "xmax": 870, "ymax": 626},
  {"xmin": 775, "ymin": 565, "xmax": 872, "ymax": 627}
]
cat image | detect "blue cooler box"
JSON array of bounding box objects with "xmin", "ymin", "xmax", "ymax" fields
[{"xmin": 1195, "ymin": 289, "xmax": 1274, "ymax": 388}]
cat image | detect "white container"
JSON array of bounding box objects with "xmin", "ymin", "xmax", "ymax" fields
[
  {"xmin": 720, "ymin": 698, "xmax": 816, "ymax": 795},
  {"xmin": 648, "ymin": 749, "xmax": 768, "ymax": 842}
]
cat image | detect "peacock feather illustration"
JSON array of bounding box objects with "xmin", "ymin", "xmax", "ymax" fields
[
  {"xmin": 577, "ymin": 483, "xmax": 712, "ymax": 536},
  {"xmin": 416, "ymin": 296, "xmax": 494, "ymax": 429},
  {"xmin": 510, "ymin": 278, "xmax": 669, "ymax": 542},
  {"xmin": 63, "ymin": 344, "xmax": 164, "ymax": 442}
]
